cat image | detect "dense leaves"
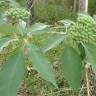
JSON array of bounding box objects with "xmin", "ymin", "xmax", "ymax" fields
[{"xmin": 1, "ymin": 2, "xmax": 96, "ymax": 94}]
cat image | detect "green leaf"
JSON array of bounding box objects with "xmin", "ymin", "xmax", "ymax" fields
[
  {"xmin": 0, "ymin": 15, "xmax": 4, "ymax": 24},
  {"xmin": 0, "ymin": 49, "xmax": 25, "ymax": 96},
  {"xmin": 28, "ymin": 23, "xmax": 51, "ymax": 35},
  {"xmin": 61, "ymin": 46, "xmax": 82, "ymax": 90},
  {"xmin": 28, "ymin": 44, "xmax": 57, "ymax": 88},
  {"xmin": 42, "ymin": 34, "xmax": 65, "ymax": 52},
  {"xmin": 0, "ymin": 24, "xmax": 17, "ymax": 36},
  {"xmin": 0, "ymin": 36, "xmax": 10, "ymax": 48},
  {"xmin": 78, "ymin": 43, "xmax": 86, "ymax": 60},
  {"xmin": 2, "ymin": 0, "xmax": 20, "ymax": 7},
  {"xmin": 82, "ymin": 43, "xmax": 96, "ymax": 73}
]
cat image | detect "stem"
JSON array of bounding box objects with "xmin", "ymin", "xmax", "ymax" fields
[
  {"xmin": 78, "ymin": 84, "xmax": 85, "ymax": 96},
  {"xmin": 24, "ymin": 38, "xmax": 29, "ymax": 45},
  {"xmin": 47, "ymin": 32, "xmax": 66, "ymax": 35},
  {"xmin": 27, "ymin": 0, "xmax": 35, "ymax": 25},
  {"xmin": 85, "ymin": 63, "xmax": 90, "ymax": 96},
  {"xmin": 65, "ymin": 26, "xmax": 68, "ymax": 33}
]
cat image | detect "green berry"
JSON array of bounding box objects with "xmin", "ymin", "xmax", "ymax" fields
[
  {"xmin": 68, "ymin": 14, "xmax": 96, "ymax": 43},
  {"xmin": 5, "ymin": 8, "xmax": 31, "ymax": 21}
]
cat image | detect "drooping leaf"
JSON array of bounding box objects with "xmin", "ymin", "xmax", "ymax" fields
[
  {"xmin": 61, "ymin": 46, "xmax": 82, "ymax": 90},
  {"xmin": 0, "ymin": 49, "xmax": 25, "ymax": 96},
  {"xmin": 82, "ymin": 43, "xmax": 96, "ymax": 73},
  {"xmin": 0, "ymin": 36, "xmax": 17, "ymax": 53},
  {"xmin": 0, "ymin": 36, "xmax": 10, "ymax": 48},
  {"xmin": 42, "ymin": 34, "xmax": 65, "ymax": 52},
  {"xmin": 30, "ymin": 23, "xmax": 50, "ymax": 31},
  {"xmin": 28, "ymin": 23, "xmax": 51, "ymax": 35},
  {"xmin": 27, "ymin": 44, "xmax": 57, "ymax": 88}
]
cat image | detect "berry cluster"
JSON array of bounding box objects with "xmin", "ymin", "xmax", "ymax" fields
[
  {"xmin": 68, "ymin": 14, "xmax": 96, "ymax": 43},
  {"xmin": 5, "ymin": 8, "xmax": 31, "ymax": 21}
]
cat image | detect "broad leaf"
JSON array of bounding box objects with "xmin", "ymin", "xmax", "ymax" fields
[
  {"xmin": 28, "ymin": 23, "xmax": 51, "ymax": 35},
  {"xmin": 27, "ymin": 44, "xmax": 57, "ymax": 88},
  {"xmin": 0, "ymin": 36, "xmax": 10, "ymax": 48},
  {"xmin": 0, "ymin": 36, "xmax": 16, "ymax": 53},
  {"xmin": 61, "ymin": 46, "xmax": 82, "ymax": 90},
  {"xmin": 0, "ymin": 24, "xmax": 18, "ymax": 36},
  {"xmin": 0, "ymin": 49, "xmax": 25, "ymax": 96},
  {"xmin": 42, "ymin": 34, "xmax": 64, "ymax": 52},
  {"xmin": 82, "ymin": 43, "xmax": 96, "ymax": 73}
]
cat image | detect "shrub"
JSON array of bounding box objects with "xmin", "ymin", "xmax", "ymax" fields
[{"xmin": 35, "ymin": 3, "xmax": 76, "ymax": 24}]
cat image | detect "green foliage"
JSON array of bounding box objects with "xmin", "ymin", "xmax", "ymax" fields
[
  {"xmin": 0, "ymin": 21, "xmax": 58, "ymax": 96},
  {"xmin": 57, "ymin": 14, "xmax": 96, "ymax": 90},
  {"xmin": 0, "ymin": 49, "xmax": 25, "ymax": 96},
  {"xmin": 35, "ymin": 3, "xmax": 76, "ymax": 24},
  {"xmin": 28, "ymin": 44, "xmax": 57, "ymax": 88},
  {"xmin": 27, "ymin": 23, "xmax": 51, "ymax": 35},
  {"xmin": 0, "ymin": 36, "xmax": 10, "ymax": 48},
  {"xmin": 0, "ymin": 0, "xmax": 11, "ymax": 12},
  {"xmin": 42, "ymin": 34, "xmax": 65, "ymax": 52},
  {"xmin": 89, "ymin": 0, "xmax": 96, "ymax": 15},
  {"xmin": 61, "ymin": 46, "xmax": 83, "ymax": 90},
  {"xmin": 82, "ymin": 43, "xmax": 96, "ymax": 73},
  {"xmin": 0, "ymin": 0, "xmax": 20, "ymax": 12},
  {"xmin": 1, "ymin": 0, "xmax": 96, "ymax": 95}
]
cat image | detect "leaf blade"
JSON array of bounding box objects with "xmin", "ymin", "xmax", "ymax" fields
[
  {"xmin": 42, "ymin": 34, "xmax": 64, "ymax": 52},
  {"xmin": 28, "ymin": 44, "xmax": 57, "ymax": 88},
  {"xmin": 28, "ymin": 23, "xmax": 51, "ymax": 35},
  {"xmin": 0, "ymin": 49, "xmax": 25, "ymax": 96},
  {"xmin": 82, "ymin": 43, "xmax": 96, "ymax": 73},
  {"xmin": 61, "ymin": 46, "xmax": 82, "ymax": 90}
]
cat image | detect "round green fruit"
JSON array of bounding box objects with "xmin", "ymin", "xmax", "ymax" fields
[{"xmin": 5, "ymin": 8, "xmax": 31, "ymax": 21}]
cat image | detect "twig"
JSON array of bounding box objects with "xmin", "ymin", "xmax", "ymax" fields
[
  {"xmin": 85, "ymin": 63, "xmax": 90, "ymax": 96},
  {"xmin": 78, "ymin": 84, "xmax": 85, "ymax": 96},
  {"xmin": 47, "ymin": 32, "xmax": 66, "ymax": 35}
]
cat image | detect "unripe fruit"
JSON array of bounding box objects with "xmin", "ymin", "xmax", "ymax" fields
[
  {"xmin": 68, "ymin": 14, "xmax": 96, "ymax": 43},
  {"xmin": 4, "ymin": 8, "xmax": 31, "ymax": 21}
]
